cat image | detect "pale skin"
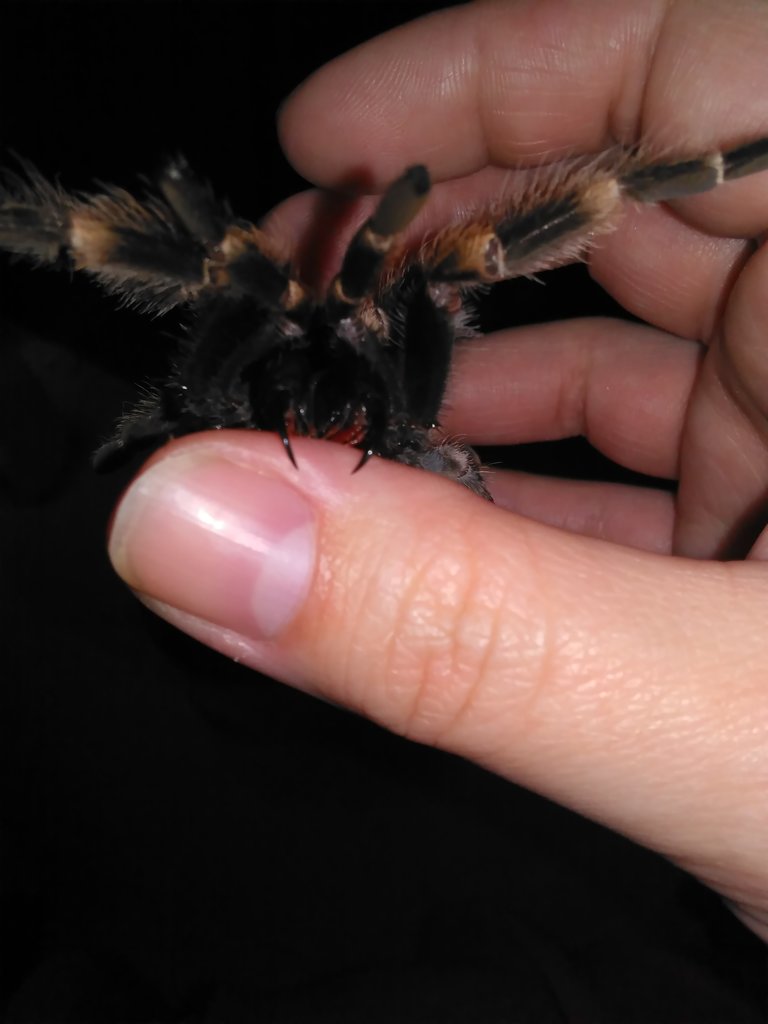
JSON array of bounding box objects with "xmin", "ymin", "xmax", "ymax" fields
[{"xmin": 108, "ymin": 0, "xmax": 768, "ymax": 942}]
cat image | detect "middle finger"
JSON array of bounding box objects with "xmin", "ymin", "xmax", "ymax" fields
[{"xmin": 443, "ymin": 318, "xmax": 702, "ymax": 481}]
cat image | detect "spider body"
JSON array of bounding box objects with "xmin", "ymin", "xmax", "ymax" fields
[
  {"xmin": 132, "ymin": 262, "xmax": 463, "ymax": 486},
  {"xmin": 2, "ymin": 137, "xmax": 768, "ymax": 500}
]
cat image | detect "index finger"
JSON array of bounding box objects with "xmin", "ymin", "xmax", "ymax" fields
[{"xmin": 278, "ymin": 0, "xmax": 768, "ymax": 230}]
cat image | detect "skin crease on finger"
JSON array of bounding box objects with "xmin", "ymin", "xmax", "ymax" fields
[{"xmin": 106, "ymin": 0, "xmax": 768, "ymax": 947}]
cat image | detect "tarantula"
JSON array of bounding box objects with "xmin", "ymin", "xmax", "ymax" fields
[{"xmin": 2, "ymin": 136, "xmax": 768, "ymax": 500}]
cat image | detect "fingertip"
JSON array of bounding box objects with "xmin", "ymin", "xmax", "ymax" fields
[
  {"xmin": 108, "ymin": 439, "xmax": 318, "ymax": 642},
  {"xmin": 107, "ymin": 431, "xmax": 499, "ymax": 692},
  {"xmin": 276, "ymin": 0, "xmax": 665, "ymax": 188},
  {"xmin": 277, "ymin": 3, "xmax": 488, "ymax": 187}
]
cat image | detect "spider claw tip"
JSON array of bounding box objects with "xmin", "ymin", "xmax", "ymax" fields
[
  {"xmin": 280, "ymin": 432, "xmax": 298, "ymax": 468},
  {"xmin": 352, "ymin": 448, "xmax": 374, "ymax": 474}
]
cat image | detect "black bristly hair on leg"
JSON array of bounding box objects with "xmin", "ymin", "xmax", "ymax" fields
[
  {"xmin": 327, "ymin": 164, "xmax": 431, "ymax": 318},
  {"xmin": 3, "ymin": 132, "xmax": 768, "ymax": 500}
]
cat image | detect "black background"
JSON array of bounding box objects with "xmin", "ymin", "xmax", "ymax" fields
[{"xmin": 1, "ymin": 2, "xmax": 766, "ymax": 1021}]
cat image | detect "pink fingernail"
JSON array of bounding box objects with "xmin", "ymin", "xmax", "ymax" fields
[{"xmin": 108, "ymin": 452, "xmax": 316, "ymax": 639}]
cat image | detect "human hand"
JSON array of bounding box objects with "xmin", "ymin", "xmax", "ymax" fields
[{"xmin": 107, "ymin": 0, "xmax": 768, "ymax": 941}]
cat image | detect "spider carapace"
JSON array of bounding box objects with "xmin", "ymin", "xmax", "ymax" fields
[{"xmin": 2, "ymin": 136, "xmax": 768, "ymax": 500}]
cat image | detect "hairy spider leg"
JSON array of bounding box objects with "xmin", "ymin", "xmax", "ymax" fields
[
  {"xmin": 0, "ymin": 158, "xmax": 307, "ymax": 315},
  {"xmin": 420, "ymin": 135, "xmax": 768, "ymax": 286},
  {"xmin": 0, "ymin": 167, "xmax": 212, "ymax": 314},
  {"xmin": 158, "ymin": 155, "xmax": 230, "ymax": 247},
  {"xmin": 327, "ymin": 165, "xmax": 431, "ymax": 319},
  {"xmin": 0, "ymin": 164, "xmax": 73, "ymax": 265}
]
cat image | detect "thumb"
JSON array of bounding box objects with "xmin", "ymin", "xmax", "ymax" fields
[{"xmin": 108, "ymin": 431, "xmax": 768, "ymax": 927}]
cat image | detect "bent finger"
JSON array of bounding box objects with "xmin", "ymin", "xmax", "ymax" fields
[{"xmin": 444, "ymin": 319, "xmax": 702, "ymax": 480}]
